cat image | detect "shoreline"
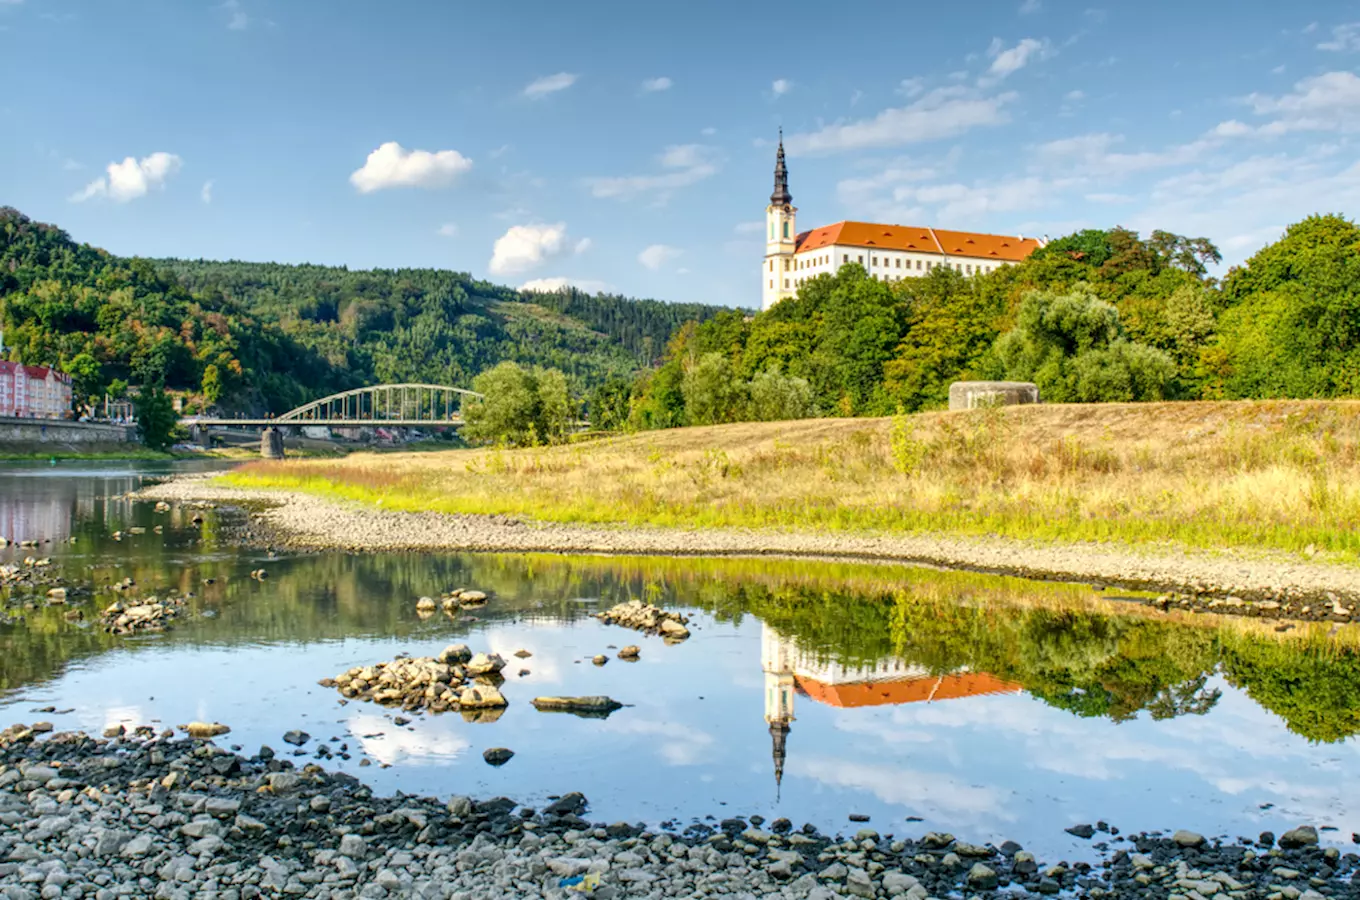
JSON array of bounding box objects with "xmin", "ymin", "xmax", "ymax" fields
[
  {"xmin": 0, "ymin": 725, "xmax": 1350, "ymax": 900},
  {"xmin": 135, "ymin": 474, "xmax": 1360, "ymax": 614}
]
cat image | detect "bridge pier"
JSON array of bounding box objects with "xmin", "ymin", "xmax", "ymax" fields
[{"xmin": 261, "ymin": 427, "xmax": 285, "ymax": 460}]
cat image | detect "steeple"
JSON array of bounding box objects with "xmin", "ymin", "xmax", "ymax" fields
[
  {"xmin": 770, "ymin": 720, "xmax": 790, "ymax": 798},
  {"xmin": 770, "ymin": 129, "xmax": 792, "ymax": 207}
]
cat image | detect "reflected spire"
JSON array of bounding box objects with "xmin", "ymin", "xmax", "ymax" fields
[{"xmin": 770, "ymin": 719, "xmax": 790, "ymax": 799}]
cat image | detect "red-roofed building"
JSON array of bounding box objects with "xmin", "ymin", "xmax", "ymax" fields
[
  {"xmin": 761, "ymin": 134, "xmax": 1044, "ymax": 310},
  {"xmin": 0, "ymin": 362, "xmax": 73, "ymax": 419}
]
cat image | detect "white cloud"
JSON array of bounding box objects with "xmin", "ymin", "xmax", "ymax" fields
[
  {"xmin": 641, "ymin": 76, "xmax": 672, "ymax": 92},
  {"xmin": 1034, "ymin": 131, "xmax": 1217, "ymax": 175},
  {"xmin": 523, "ymin": 72, "xmax": 578, "ymax": 99},
  {"xmin": 786, "ymin": 86, "xmax": 1014, "ymax": 155},
  {"xmin": 222, "ymin": 0, "xmax": 248, "ymax": 30},
  {"xmin": 988, "ymin": 37, "xmax": 1047, "ymax": 77},
  {"xmin": 585, "ymin": 143, "xmax": 718, "ymax": 202},
  {"xmin": 898, "ymin": 77, "xmax": 927, "ymax": 97},
  {"xmin": 638, "ymin": 244, "xmax": 681, "ymax": 270},
  {"xmin": 850, "ymin": 89, "xmax": 864, "ymax": 107},
  {"xmin": 70, "ymin": 151, "xmax": 182, "ymax": 203},
  {"xmin": 1065, "ymin": 89, "xmax": 1086, "ymax": 101},
  {"xmin": 349, "ymin": 142, "xmax": 472, "ymax": 193},
  {"xmin": 1019, "ymin": 0, "xmax": 1042, "ymax": 13},
  {"xmin": 700, "ymin": 127, "xmax": 717, "ymax": 136},
  {"xmin": 771, "ymin": 78, "xmax": 791, "ymax": 96},
  {"xmin": 520, "ymin": 276, "xmax": 614, "ymax": 294},
  {"xmin": 1085, "ymin": 191, "xmax": 1134, "ymax": 204},
  {"xmin": 489, "ymin": 222, "xmax": 571, "ymax": 275},
  {"xmin": 573, "ymin": 237, "xmax": 592, "ymax": 254},
  {"xmin": 1318, "ymin": 22, "xmax": 1360, "ymax": 51},
  {"xmin": 436, "ymin": 223, "xmax": 458, "ymax": 237},
  {"xmin": 200, "ymin": 180, "xmax": 213, "ymax": 204},
  {"xmin": 1231, "ymin": 71, "xmax": 1360, "ymax": 135}
]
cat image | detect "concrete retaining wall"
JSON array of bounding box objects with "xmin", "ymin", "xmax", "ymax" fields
[
  {"xmin": 948, "ymin": 381, "xmax": 1040, "ymax": 411},
  {"xmin": 0, "ymin": 417, "xmax": 135, "ymax": 444}
]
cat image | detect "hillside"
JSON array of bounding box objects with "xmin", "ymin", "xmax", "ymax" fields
[{"xmin": 0, "ymin": 207, "xmax": 728, "ymax": 415}]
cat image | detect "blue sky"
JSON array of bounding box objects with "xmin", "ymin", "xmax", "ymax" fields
[{"xmin": 3, "ymin": 1, "xmax": 1360, "ymax": 309}]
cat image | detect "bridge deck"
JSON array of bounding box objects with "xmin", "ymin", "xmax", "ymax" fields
[{"xmin": 189, "ymin": 418, "xmax": 464, "ymax": 427}]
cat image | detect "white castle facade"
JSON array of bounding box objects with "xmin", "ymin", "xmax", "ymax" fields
[{"xmin": 761, "ymin": 136, "xmax": 1046, "ymax": 311}]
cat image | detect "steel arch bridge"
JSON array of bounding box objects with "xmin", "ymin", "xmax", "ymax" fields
[{"xmin": 185, "ymin": 383, "xmax": 483, "ymax": 428}]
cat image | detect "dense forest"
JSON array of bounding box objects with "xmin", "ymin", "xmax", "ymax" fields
[
  {"xmin": 0, "ymin": 207, "xmax": 727, "ymax": 415},
  {"xmin": 600, "ymin": 214, "xmax": 1360, "ymax": 431}
]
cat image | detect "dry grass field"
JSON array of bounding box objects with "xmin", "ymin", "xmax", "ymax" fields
[{"xmin": 223, "ymin": 400, "xmax": 1360, "ymax": 557}]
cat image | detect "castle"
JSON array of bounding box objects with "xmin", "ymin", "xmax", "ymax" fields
[{"xmin": 761, "ymin": 134, "xmax": 1046, "ymax": 311}]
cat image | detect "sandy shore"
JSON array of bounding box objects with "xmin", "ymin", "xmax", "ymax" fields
[{"xmin": 132, "ymin": 474, "xmax": 1360, "ymax": 605}]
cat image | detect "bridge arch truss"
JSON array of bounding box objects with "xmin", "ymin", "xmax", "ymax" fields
[{"xmin": 189, "ymin": 383, "xmax": 483, "ymax": 428}]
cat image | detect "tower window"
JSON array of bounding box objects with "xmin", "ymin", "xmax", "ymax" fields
[
  {"xmin": 783, "ymin": 221, "xmax": 789, "ymax": 239},
  {"xmin": 784, "ymin": 259, "xmax": 789, "ymax": 271}
]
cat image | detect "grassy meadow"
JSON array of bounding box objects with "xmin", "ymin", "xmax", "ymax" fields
[{"xmin": 222, "ymin": 400, "xmax": 1360, "ymax": 559}]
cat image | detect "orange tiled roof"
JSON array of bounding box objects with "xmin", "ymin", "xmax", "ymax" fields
[
  {"xmin": 794, "ymin": 671, "xmax": 1022, "ymax": 709},
  {"xmin": 795, "ymin": 221, "xmax": 1041, "ymax": 262}
]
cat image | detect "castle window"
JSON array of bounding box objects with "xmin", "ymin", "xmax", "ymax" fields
[
  {"xmin": 872, "ymin": 257, "xmax": 877, "ymax": 266},
  {"xmin": 966, "ymin": 264, "xmax": 973, "ymax": 274},
  {"xmin": 769, "ymin": 280, "xmax": 773, "ymax": 289},
  {"xmin": 784, "ymin": 259, "xmax": 790, "ymax": 271},
  {"xmin": 916, "ymin": 260, "xmax": 922, "ymax": 270},
  {"xmin": 895, "ymin": 259, "xmax": 901, "ymax": 268},
  {"xmin": 784, "ymin": 279, "xmax": 789, "ymax": 289}
]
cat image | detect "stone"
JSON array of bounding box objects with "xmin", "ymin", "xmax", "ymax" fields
[
  {"xmin": 483, "ymin": 748, "xmax": 514, "ymax": 766},
  {"xmin": 266, "ymin": 773, "xmax": 302, "ymax": 794},
  {"xmin": 1013, "ymin": 851, "xmax": 1038, "ymax": 875},
  {"xmin": 339, "ymin": 834, "xmax": 367, "ymax": 859},
  {"xmin": 1066, "ymin": 823, "xmax": 1096, "ymax": 839},
  {"xmin": 447, "ymin": 796, "xmax": 473, "ymax": 817},
  {"xmin": 1173, "ymin": 830, "xmax": 1206, "ymax": 848},
  {"xmin": 415, "ymin": 597, "xmax": 437, "ymax": 612},
  {"xmin": 967, "ymin": 863, "xmax": 998, "ymax": 890},
  {"xmin": 1279, "ymin": 826, "xmax": 1319, "ymax": 849},
  {"xmin": 592, "ymin": 654, "xmax": 608, "ymax": 666},
  {"xmin": 882, "ymin": 872, "xmax": 920, "ymax": 896},
  {"xmin": 440, "ymin": 644, "xmax": 472, "ymax": 664},
  {"xmin": 282, "ymin": 730, "xmax": 310, "ymax": 746},
  {"xmin": 457, "ymin": 684, "xmax": 507, "ymax": 709},
  {"xmin": 618, "ymin": 646, "xmax": 641, "ymax": 660},
  {"xmin": 121, "ymin": 835, "xmax": 153, "ymax": 858},
  {"xmin": 465, "ymin": 653, "xmax": 506, "ymax": 677},
  {"xmin": 182, "ymin": 722, "xmax": 230, "ymax": 739}
]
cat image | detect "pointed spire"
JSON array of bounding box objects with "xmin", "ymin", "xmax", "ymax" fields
[
  {"xmin": 770, "ymin": 719, "xmax": 790, "ymax": 799},
  {"xmin": 770, "ymin": 129, "xmax": 792, "ymax": 207}
]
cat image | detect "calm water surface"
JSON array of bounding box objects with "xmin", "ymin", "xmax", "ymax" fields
[{"xmin": 0, "ymin": 460, "xmax": 1357, "ymax": 859}]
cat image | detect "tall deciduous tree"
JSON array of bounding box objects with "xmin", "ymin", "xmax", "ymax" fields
[{"xmin": 462, "ymin": 361, "xmax": 573, "ymax": 446}]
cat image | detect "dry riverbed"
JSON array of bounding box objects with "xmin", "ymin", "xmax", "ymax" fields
[
  {"xmin": 0, "ymin": 726, "xmax": 1353, "ymax": 900},
  {"xmin": 135, "ymin": 475, "xmax": 1360, "ymax": 613}
]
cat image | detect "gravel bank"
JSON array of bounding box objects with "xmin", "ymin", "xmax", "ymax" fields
[
  {"xmin": 135, "ymin": 475, "xmax": 1360, "ymax": 609},
  {"xmin": 0, "ymin": 726, "xmax": 1355, "ymax": 900}
]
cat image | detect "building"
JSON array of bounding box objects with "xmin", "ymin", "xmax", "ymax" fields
[
  {"xmin": 0, "ymin": 363, "xmax": 73, "ymax": 419},
  {"xmin": 761, "ymin": 134, "xmax": 1046, "ymax": 311},
  {"xmin": 761, "ymin": 624, "xmax": 1021, "ymax": 792}
]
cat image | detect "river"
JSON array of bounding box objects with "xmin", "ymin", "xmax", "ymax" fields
[{"xmin": 0, "ymin": 460, "xmax": 1356, "ymax": 858}]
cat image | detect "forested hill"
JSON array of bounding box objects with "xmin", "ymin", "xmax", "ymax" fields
[
  {"xmin": 157, "ymin": 260, "xmax": 724, "ymax": 386},
  {"xmin": 0, "ymin": 207, "xmax": 729, "ymax": 415}
]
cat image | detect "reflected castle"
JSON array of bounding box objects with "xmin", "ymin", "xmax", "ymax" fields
[{"xmin": 761, "ymin": 624, "xmax": 1022, "ymax": 791}]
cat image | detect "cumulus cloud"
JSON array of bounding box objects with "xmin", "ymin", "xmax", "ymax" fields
[
  {"xmin": 200, "ymin": 180, "xmax": 213, "ymax": 204},
  {"xmin": 1034, "ymin": 131, "xmax": 1217, "ymax": 175},
  {"xmin": 641, "ymin": 76, "xmax": 672, "ymax": 92},
  {"xmin": 585, "ymin": 144, "xmax": 718, "ymax": 202},
  {"xmin": 349, "ymin": 142, "xmax": 472, "ymax": 193},
  {"xmin": 1231, "ymin": 71, "xmax": 1360, "ymax": 135},
  {"xmin": 771, "ymin": 78, "xmax": 791, "ymax": 96},
  {"xmin": 70, "ymin": 151, "xmax": 182, "ymax": 203},
  {"xmin": 786, "ymin": 86, "xmax": 1014, "ymax": 155},
  {"xmin": 489, "ymin": 222, "xmax": 573, "ymax": 275},
  {"xmin": 520, "ymin": 276, "xmax": 614, "ymax": 294},
  {"xmin": 638, "ymin": 244, "xmax": 681, "ymax": 270},
  {"xmin": 523, "ymin": 72, "xmax": 578, "ymax": 99},
  {"xmin": 988, "ymin": 37, "xmax": 1047, "ymax": 77}
]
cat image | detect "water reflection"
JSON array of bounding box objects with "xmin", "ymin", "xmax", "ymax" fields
[{"xmin": 0, "ymin": 462, "xmax": 1356, "ymax": 856}]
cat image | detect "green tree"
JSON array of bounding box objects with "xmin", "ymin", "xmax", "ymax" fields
[
  {"xmin": 133, "ymin": 386, "xmax": 178, "ymax": 452},
  {"xmin": 992, "ymin": 286, "xmax": 1176, "ymax": 402},
  {"xmin": 62, "ymin": 352, "xmax": 104, "ymax": 410},
  {"xmin": 461, "ymin": 361, "xmax": 572, "ymax": 446},
  {"xmin": 682, "ymin": 352, "xmax": 747, "ymax": 426},
  {"xmin": 201, "ymin": 364, "xmax": 223, "ymax": 406},
  {"xmin": 747, "ymin": 367, "xmax": 816, "ymax": 421}
]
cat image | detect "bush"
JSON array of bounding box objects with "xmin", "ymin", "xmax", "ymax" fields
[{"xmin": 462, "ymin": 361, "xmax": 572, "ymax": 446}]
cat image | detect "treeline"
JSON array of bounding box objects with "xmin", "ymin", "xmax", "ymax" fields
[
  {"xmin": 593, "ymin": 215, "xmax": 1360, "ymax": 432},
  {"xmin": 0, "ymin": 207, "xmax": 729, "ymax": 416}
]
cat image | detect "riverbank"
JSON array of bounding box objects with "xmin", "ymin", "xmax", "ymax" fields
[
  {"xmin": 0, "ymin": 726, "xmax": 1350, "ymax": 900},
  {"xmin": 135, "ymin": 474, "xmax": 1360, "ymax": 611}
]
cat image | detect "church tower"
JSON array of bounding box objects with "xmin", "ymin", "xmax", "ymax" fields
[
  {"xmin": 761, "ymin": 624, "xmax": 796, "ymax": 797},
  {"xmin": 762, "ymin": 131, "xmax": 797, "ymax": 311}
]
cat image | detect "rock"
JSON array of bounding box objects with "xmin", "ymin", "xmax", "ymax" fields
[
  {"xmin": 458, "ymin": 684, "xmax": 507, "ymax": 709},
  {"xmin": 531, "ymin": 696, "xmax": 623, "ymax": 716},
  {"xmin": 594, "ymin": 600, "xmax": 691, "ymax": 640},
  {"xmin": 967, "ymin": 863, "xmax": 998, "ymax": 890},
  {"xmin": 618, "ymin": 645, "xmax": 641, "ymax": 660},
  {"xmin": 182, "ymin": 721, "xmax": 230, "ymax": 738},
  {"xmin": 1066, "ymin": 823, "xmax": 1096, "ymax": 839},
  {"xmin": 465, "ymin": 653, "xmax": 507, "ymax": 676},
  {"xmin": 447, "ymin": 796, "xmax": 473, "ymax": 817},
  {"xmin": 1172, "ymin": 829, "xmax": 1206, "ymax": 848},
  {"xmin": 1280, "ymin": 826, "xmax": 1319, "ymax": 849},
  {"xmin": 339, "ymin": 834, "xmax": 368, "ymax": 859},
  {"xmin": 415, "ymin": 596, "xmax": 437, "ymax": 612},
  {"xmin": 1013, "ymin": 851, "xmax": 1038, "ymax": 875},
  {"xmin": 544, "ymin": 792, "xmax": 588, "ymax": 816},
  {"xmin": 121, "ymin": 835, "xmax": 153, "ymax": 858},
  {"xmin": 459, "ymin": 590, "xmax": 488, "ymax": 604},
  {"xmin": 440, "ymin": 644, "xmax": 472, "ymax": 664},
  {"xmin": 514, "ymin": 649, "xmax": 533, "ymax": 658},
  {"xmin": 848, "ymin": 813, "xmax": 870, "ymax": 823},
  {"xmin": 282, "ymin": 729, "xmax": 310, "ymax": 746},
  {"xmin": 45, "ymin": 587, "xmax": 67, "ymax": 604},
  {"xmin": 882, "ymin": 872, "xmax": 920, "ymax": 896},
  {"xmin": 920, "ymin": 832, "xmax": 954, "ymax": 849},
  {"xmin": 592, "ymin": 654, "xmax": 608, "ymax": 666},
  {"xmin": 483, "ymin": 747, "xmax": 515, "ymax": 766}
]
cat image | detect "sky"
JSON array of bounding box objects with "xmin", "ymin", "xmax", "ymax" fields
[{"xmin": 4, "ymin": 0, "xmax": 1360, "ymax": 309}]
